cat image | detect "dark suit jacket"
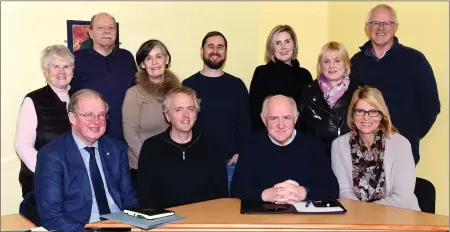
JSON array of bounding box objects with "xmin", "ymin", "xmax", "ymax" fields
[{"xmin": 34, "ymin": 131, "xmax": 139, "ymax": 231}]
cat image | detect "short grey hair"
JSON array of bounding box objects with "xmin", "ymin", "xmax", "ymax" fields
[
  {"xmin": 366, "ymin": 4, "xmax": 398, "ymax": 24},
  {"xmin": 40, "ymin": 45, "xmax": 74, "ymax": 70},
  {"xmin": 261, "ymin": 95, "xmax": 298, "ymax": 118},
  {"xmin": 68, "ymin": 89, "xmax": 109, "ymax": 114},
  {"xmin": 162, "ymin": 87, "xmax": 201, "ymax": 114}
]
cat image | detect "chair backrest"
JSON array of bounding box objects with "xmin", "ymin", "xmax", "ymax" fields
[{"xmin": 414, "ymin": 177, "xmax": 436, "ymax": 214}]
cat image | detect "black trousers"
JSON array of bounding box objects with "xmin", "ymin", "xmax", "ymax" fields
[
  {"xmin": 130, "ymin": 168, "xmax": 138, "ymax": 190},
  {"xmin": 19, "ymin": 192, "xmax": 41, "ymax": 226}
]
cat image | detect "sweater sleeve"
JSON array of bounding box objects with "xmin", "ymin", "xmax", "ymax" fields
[
  {"xmin": 374, "ymin": 137, "xmax": 419, "ymax": 210},
  {"xmin": 129, "ymin": 54, "xmax": 138, "ymax": 87},
  {"xmin": 137, "ymin": 139, "xmax": 157, "ymax": 208},
  {"xmin": 331, "ymin": 138, "xmax": 359, "ymax": 201},
  {"xmin": 230, "ymin": 145, "xmax": 266, "ymax": 201},
  {"xmin": 209, "ymin": 154, "xmax": 229, "ymax": 198},
  {"xmin": 236, "ymin": 80, "xmax": 252, "ymax": 155},
  {"xmin": 303, "ymin": 137, "xmax": 340, "ymax": 200},
  {"xmin": 15, "ymin": 97, "xmax": 38, "ymax": 173},
  {"xmin": 122, "ymin": 88, "xmax": 143, "ymax": 166},
  {"xmin": 248, "ymin": 67, "xmax": 268, "ymax": 132},
  {"xmin": 411, "ymin": 52, "xmax": 440, "ymax": 139}
]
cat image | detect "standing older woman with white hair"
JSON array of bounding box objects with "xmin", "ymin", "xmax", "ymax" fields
[
  {"xmin": 331, "ymin": 86, "xmax": 420, "ymax": 211},
  {"xmin": 15, "ymin": 44, "xmax": 74, "ymax": 225}
]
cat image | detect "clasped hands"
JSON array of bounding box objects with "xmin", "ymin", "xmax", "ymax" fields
[{"xmin": 261, "ymin": 179, "xmax": 307, "ymax": 205}]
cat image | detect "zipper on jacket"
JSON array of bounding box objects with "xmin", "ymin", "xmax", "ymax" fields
[
  {"xmin": 163, "ymin": 134, "xmax": 201, "ymax": 160},
  {"xmin": 310, "ymin": 101, "xmax": 333, "ymax": 117},
  {"xmin": 310, "ymin": 100, "xmax": 346, "ymax": 136}
]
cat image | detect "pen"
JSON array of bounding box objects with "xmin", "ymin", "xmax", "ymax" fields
[{"xmin": 305, "ymin": 199, "xmax": 312, "ymax": 207}]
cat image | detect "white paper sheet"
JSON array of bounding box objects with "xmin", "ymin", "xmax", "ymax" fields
[{"xmin": 293, "ymin": 201, "xmax": 344, "ymax": 213}]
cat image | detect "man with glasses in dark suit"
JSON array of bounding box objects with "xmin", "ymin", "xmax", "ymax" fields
[{"xmin": 34, "ymin": 89, "xmax": 139, "ymax": 231}]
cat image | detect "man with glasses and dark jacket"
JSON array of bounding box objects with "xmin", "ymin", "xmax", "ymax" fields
[
  {"xmin": 34, "ymin": 89, "xmax": 139, "ymax": 231},
  {"xmin": 350, "ymin": 4, "xmax": 440, "ymax": 164}
]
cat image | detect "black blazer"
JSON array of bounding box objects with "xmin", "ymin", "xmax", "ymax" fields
[{"xmin": 248, "ymin": 58, "xmax": 313, "ymax": 131}]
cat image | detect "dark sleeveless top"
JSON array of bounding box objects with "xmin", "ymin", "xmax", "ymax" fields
[{"xmin": 19, "ymin": 85, "xmax": 70, "ymax": 197}]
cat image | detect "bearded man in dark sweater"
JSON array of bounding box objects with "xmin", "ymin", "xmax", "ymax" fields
[
  {"xmin": 350, "ymin": 4, "xmax": 440, "ymax": 164},
  {"xmin": 137, "ymin": 87, "xmax": 228, "ymax": 209},
  {"xmin": 231, "ymin": 95, "xmax": 339, "ymax": 203},
  {"xmin": 182, "ymin": 31, "xmax": 251, "ymax": 192}
]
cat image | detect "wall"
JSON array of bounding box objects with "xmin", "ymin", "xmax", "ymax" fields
[
  {"xmin": 1, "ymin": 1, "xmax": 448, "ymax": 216},
  {"xmin": 328, "ymin": 1, "xmax": 449, "ymax": 216},
  {"xmin": 0, "ymin": 1, "xmax": 328, "ymax": 215}
]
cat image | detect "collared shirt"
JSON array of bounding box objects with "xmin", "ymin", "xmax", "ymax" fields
[
  {"xmin": 71, "ymin": 47, "xmax": 137, "ymax": 142},
  {"xmin": 71, "ymin": 130, "xmax": 120, "ymax": 223},
  {"xmin": 364, "ymin": 37, "xmax": 399, "ymax": 61},
  {"xmin": 268, "ymin": 129, "xmax": 297, "ymax": 146}
]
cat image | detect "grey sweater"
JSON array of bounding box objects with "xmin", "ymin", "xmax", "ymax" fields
[{"xmin": 331, "ymin": 132, "xmax": 420, "ymax": 211}]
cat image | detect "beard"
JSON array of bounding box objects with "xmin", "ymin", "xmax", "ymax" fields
[{"xmin": 203, "ymin": 53, "xmax": 226, "ymax": 69}]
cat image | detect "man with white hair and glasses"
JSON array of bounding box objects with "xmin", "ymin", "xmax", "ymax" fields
[{"xmin": 350, "ymin": 4, "xmax": 440, "ymax": 165}]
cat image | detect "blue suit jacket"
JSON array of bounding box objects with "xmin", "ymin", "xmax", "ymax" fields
[{"xmin": 34, "ymin": 131, "xmax": 139, "ymax": 231}]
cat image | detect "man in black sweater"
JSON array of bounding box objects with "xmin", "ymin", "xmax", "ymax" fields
[
  {"xmin": 182, "ymin": 31, "xmax": 251, "ymax": 192},
  {"xmin": 137, "ymin": 87, "xmax": 228, "ymax": 209},
  {"xmin": 231, "ymin": 95, "xmax": 339, "ymax": 203},
  {"xmin": 350, "ymin": 4, "xmax": 440, "ymax": 164}
]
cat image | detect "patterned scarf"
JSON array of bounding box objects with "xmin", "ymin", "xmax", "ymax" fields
[
  {"xmin": 349, "ymin": 129, "xmax": 386, "ymax": 202},
  {"xmin": 318, "ymin": 74, "xmax": 350, "ymax": 108}
]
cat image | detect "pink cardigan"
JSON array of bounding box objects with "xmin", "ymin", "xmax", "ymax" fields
[{"xmin": 14, "ymin": 85, "xmax": 70, "ymax": 173}]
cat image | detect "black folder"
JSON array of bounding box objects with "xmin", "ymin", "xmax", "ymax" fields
[{"xmin": 240, "ymin": 199, "xmax": 347, "ymax": 215}]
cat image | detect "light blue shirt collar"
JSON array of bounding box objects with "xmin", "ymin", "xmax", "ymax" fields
[
  {"xmin": 268, "ymin": 129, "xmax": 297, "ymax": 146},
  {"xmin": 71, "ymin": 129, "xmax": 98, "ymax": 151}
]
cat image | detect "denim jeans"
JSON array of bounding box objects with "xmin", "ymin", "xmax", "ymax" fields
[{"xmin": 225, "ymin": 160, "xmax": 236, "ymax": 197}]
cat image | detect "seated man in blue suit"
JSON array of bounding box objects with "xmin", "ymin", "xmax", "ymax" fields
[
  {"xmin": 231, "ymin": 95, "xmax": 339, "ymax": 204},
  {"xmin": 34, "ymin": 89, "xmax": 139, "ymax": 231}
]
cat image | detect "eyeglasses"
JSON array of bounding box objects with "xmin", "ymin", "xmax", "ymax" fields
[
  {"xmin": 353, "ymin": 109, "xmax": 382, "ymax": 117},
  {"xmin": 367, "ymin": 21, "xmax": 396, "ymax": 29},
  {"xmin": 73, "ymin": 112, "xmax": 108, "ymax": 121}
]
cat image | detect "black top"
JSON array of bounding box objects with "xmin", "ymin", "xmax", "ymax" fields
[
  {"xmin": 71, "ymin": 48, "xmax": 137, "ymax": 142},
  {"xmin": 298, "ymin": 79, "xmax": 362, "ymax": 158},
  {"xmin": 21, "ymin": 85, "xmax": 71, "ymax": 196},
  {"xmin": 137, "ymin": 127, "xmax": 228, "ymax": 209},
  {"xmin": 350, "ymin": 37, "xmax": 440, "ymax": 164},
  {"xmin": 182, "ymin": 72, "xmax": 252, "ymax": 160},
  {"xmin": 249, "ymin": 58, "xmax": 313, "ymax": 131},
  {"xmin": 230, "ymin": 130, "xmax": 339, "ymax": 202}
]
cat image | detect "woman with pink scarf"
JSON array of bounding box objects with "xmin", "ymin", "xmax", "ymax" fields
[{"xmin": 298, "ymin": 41, "xmax": 362, "ymax": 158}]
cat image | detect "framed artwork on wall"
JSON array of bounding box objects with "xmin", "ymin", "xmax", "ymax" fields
[{"xmin": 66, "ymin": 20, "xmax": 120, "ymax": 52}]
